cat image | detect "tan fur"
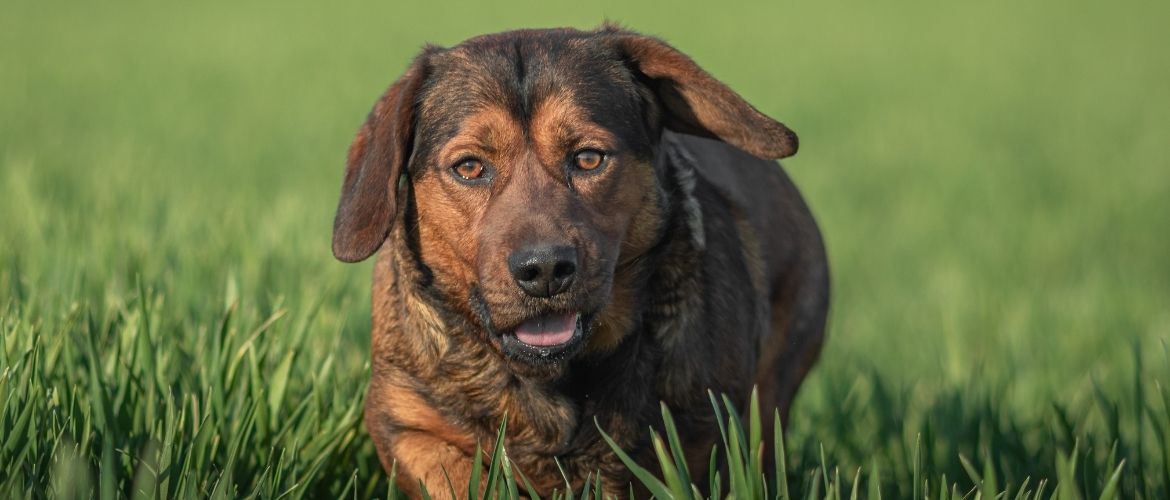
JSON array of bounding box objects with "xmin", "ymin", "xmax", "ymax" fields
[{"xmin": 392, "ymin": 431, "xmax": 479, "ymax": 499}]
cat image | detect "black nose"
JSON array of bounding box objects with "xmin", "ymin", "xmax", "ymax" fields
[{"xmin": 508, "ymin": 244, "xmax": 578, "ymax": 298}]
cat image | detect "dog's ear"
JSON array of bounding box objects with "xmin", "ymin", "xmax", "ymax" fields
[
  {"xmin": 332, "ymin": 56, "xmax": 430, "ymax": 263},
  {"xmin": 607, "ymin": 31, "xmax": 798, "ymax": 160}
]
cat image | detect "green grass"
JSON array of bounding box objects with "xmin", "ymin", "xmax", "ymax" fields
[{"xmin": 2, "ymin": 0, "xmax": 1169, "ymax": 497}]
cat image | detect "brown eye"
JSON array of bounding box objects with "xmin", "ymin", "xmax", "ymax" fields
[
  {"xmin": 573, "ymin": 150, "xmax": 605, "ymax": 171},
  {"xmin": 452, "ymin": 159, "xmax": 485, "ymax": 180}
]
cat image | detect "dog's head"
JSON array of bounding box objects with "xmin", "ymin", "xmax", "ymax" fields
[{"xmin": 332, "ymin": 26, "xmax": 796, "ymax": 371}]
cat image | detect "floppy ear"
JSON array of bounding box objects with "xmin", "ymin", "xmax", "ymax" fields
[
  {"xmin": 608, "ymin": 32, "xmax": 798, "ymax": 160},
  {"xmin": 332, "ymin": 58, "xmax": 428, "ymax": 263}
]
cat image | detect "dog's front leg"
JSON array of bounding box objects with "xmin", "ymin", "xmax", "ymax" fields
[
  {"xmin": 386, "ymin": 430, "xmax": 484, "ymax": 500},
  {"xmin": 366, "ymin": 382, "xmax": 484, "ymax": 499}
]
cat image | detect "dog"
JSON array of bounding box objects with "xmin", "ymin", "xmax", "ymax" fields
[{"xmin": 331, "ymin": 25, "xmax": 829, "ymax": 497}]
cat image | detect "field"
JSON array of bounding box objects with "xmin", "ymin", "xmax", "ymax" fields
[{"xmin": 2, "ymin": 0, "xmax": 1169, "ymax": 497}]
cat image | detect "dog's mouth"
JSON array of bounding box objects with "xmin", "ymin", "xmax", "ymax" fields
[
  {"xmin": 498, "ymin": 311, "xmax": 592, "ymax": 363},
  {"xmin": 514, "ymin": 312, "xmax": 579, "ymax": 347}
]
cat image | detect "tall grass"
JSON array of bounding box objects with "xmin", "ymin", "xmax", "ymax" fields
[
  {"xmin": 5, "ymin": 285, "xmax": 1169, "ymax": 497},
  {"xmin": 2, "ymin": 0, "xmax": 1168, "ymax": 497},
  {"xmin": 2, "ymin": 283, "xmax": 382, "ymax": 498}
]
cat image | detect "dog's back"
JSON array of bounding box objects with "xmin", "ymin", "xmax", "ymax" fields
[{"xmin": 658, "ymin": 130, "xmax": 829, "ymax": 460}]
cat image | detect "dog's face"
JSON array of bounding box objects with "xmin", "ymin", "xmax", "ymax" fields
[
  {"xmin": 408, "ymin": 36, "xmax": 662, "ymax": 365},
  {"xmin": 333, "ymin": 27, "xmax": 798, "ymax": 371}
]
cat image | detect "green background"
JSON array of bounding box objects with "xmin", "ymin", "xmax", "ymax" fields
[{"xmin": 3, "ymin": 0, "xmax": 1169, "ymax": 497}]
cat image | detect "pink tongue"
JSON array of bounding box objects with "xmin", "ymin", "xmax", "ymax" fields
[{"xmin": 514, "ymin": 313, "xmax": 578, "ymax": 347}]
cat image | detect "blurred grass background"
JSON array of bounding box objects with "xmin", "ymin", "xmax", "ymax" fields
[{"xmin": 2, "ymin": 0, "xmax": 1169, "ymax": 497}]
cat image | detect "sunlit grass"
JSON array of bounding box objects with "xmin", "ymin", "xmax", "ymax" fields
[{"xmin": 2, "ymin": 0, "xmax": 1168, "ymax": 497}]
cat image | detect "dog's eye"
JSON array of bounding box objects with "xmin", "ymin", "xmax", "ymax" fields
[
  {"xmin": 452, "ymin": 159, "xmax": 485, "ymax": 180},
  {"xmin": 572, "ymin": 150, "xmax": 605, "ymax": 171}
]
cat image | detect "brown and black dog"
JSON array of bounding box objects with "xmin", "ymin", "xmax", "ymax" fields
[{"xmin": 331, "ymin": 25, "xmax": 828, "ymax": 497}]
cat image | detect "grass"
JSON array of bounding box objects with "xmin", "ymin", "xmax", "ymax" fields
[{"xmin": 2, "ymin": 0, "xmax": 1169, "ymax": 497}]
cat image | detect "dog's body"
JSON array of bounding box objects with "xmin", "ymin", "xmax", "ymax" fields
[{"xmin": 333, "ymin": 27, "xmax": 828, "ymax": 497}]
